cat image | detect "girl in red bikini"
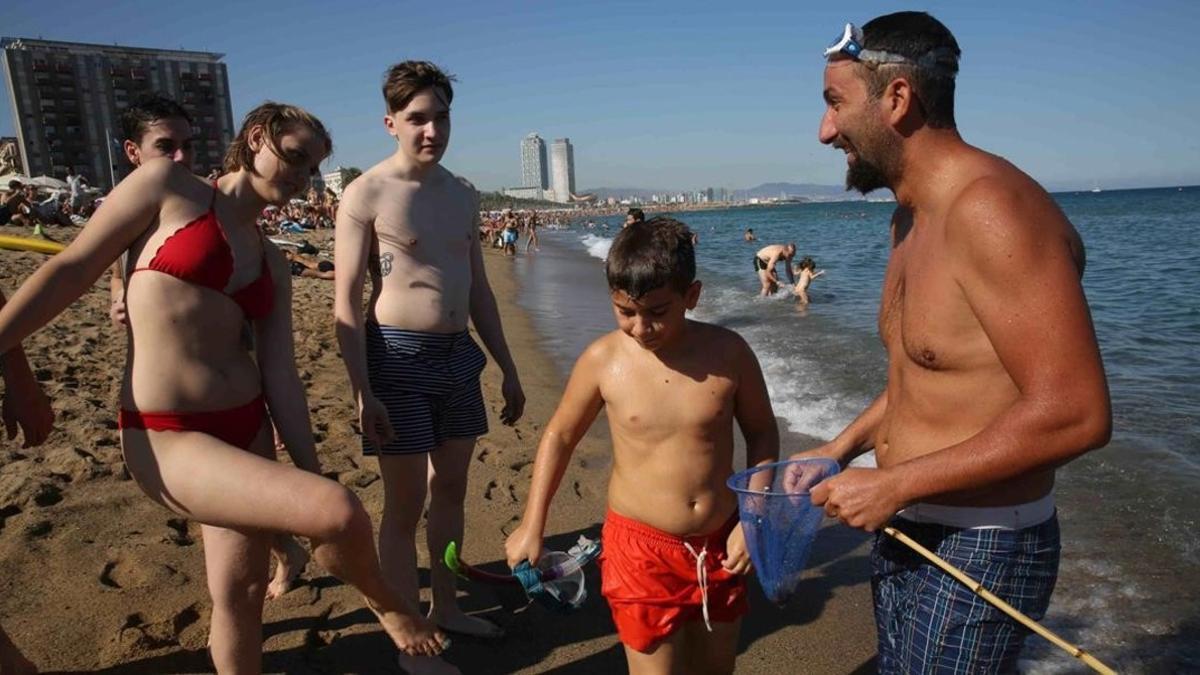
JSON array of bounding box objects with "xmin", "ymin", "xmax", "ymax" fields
[{"xmin": 0, "ymin": 102, "xmax": 446, "ymax": 671}]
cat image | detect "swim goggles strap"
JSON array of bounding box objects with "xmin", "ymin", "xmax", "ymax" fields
[{"xmin": 683, "ymin": 542, "xmax": 713, "ymax": 632}]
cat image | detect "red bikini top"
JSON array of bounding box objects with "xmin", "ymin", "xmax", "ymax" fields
[{"xmin": 131, "ymin": 182, "xmax": 274, "ymax": 319}]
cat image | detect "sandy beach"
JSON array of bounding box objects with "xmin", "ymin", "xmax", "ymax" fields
[{"xmin": 0, "ymin": 224, "xmax": 876, "ymax": 674}]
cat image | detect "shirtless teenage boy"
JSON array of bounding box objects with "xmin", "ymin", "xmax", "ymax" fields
[
  {"xmin": 791, "ymin": 12, "xmax": 1111, "ymax": 672},
  {"xmin": 335, "ymin": 61, "xmax": 524, "ymax": 674},
  {"xmin": 506, "ymin": 218, "xmax": 779, "ymax": 675},
  {"xmin": 753, "ymin": 242, "xmax": 796, "ymax": 295}
]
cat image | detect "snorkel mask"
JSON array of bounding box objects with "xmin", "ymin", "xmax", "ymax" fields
[
  {"xmin": 444, "ymin": 535, "xmax": 602, "ymax": 613},
  {"xmin": 824, "ymin": 22, "xmax": 958, "ymax": 74}
]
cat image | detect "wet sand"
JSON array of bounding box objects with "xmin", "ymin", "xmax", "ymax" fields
[{"xmin": 0, "ymin": 224, "xmax": 876, "ymax": 673}]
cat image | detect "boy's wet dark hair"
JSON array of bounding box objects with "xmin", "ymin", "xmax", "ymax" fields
[
  {"xmin": 860, "ymin": 11, "xmax": 961, "ymax": 129},
  {"xmin": 798, "ymin": 256, "xmax": 816, "ymax": 270},
  {"xmin": 120, "ymin": 94, "xmax": 193, "ymax": 143},
  {"xmin": 626, "ymin": 207, "xmax": 645, "ymax": 222},
  {"xmin": 606, "ymin": 217, "xmax": 696, "ymax": 300}
]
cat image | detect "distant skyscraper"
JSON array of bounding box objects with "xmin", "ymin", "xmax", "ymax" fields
[
  {"xmin": 520, "ymin": 133, "xmax": 547, "ymax": 191},
  {"xmin": 550, "ymin": 137, "xmax": 575, "ymax": 204},
  {"xmin": 2, "ymin": 37, "xmax": 234, "ymax": 190}
]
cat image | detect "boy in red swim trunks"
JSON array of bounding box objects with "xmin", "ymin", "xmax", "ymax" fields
[{"xmin": 506, "ymin": 217, "xmax": 779, "ymax": 674}]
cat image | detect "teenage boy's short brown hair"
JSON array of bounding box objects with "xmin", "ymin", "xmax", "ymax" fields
[
  {"xmin": 382, "ymin": 61, "xmax": 456, "ymax": 113},
  {"xmin": 606, "ymin": 217, "xmax": 696, "ymax": 300}
]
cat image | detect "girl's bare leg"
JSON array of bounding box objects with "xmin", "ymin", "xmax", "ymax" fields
[{"xmin": 121, "ymin": 429, "xmax": 446, "ymax": 663}]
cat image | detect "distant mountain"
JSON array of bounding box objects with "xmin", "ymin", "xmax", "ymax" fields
[
  {"xmin": 580, "ymin": 182, "xmax": 864, "ymax": 202},
  {"xmin": 582, "ymin": 187, "xmax": 667, "ymax": 201},
  {"xmin": 734, "ymin": 182, "xmax": 860, "ymax": 201}
]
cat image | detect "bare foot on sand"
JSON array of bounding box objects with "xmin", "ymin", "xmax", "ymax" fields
[
  {"xmin": 367, "ymin": 599, "xmax": 448, "ymax": 658},
  {"xmin": 265, "ymin": 536, "xmax": 309, "ymax": 600},
  {"xmin": 396, "ymin": 653, "xmax": 461, "ymax": 675},
  {"xmin": 432, "ymin": 609, "xmax": 504, "ymax": 639}
]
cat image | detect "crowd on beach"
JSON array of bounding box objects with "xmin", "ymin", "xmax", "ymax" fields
[{"xmin": 0, "ymin": 11, "xmax": 1118, "ymax": 675}]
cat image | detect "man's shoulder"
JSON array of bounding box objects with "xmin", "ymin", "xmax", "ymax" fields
[{"xmin": 943, "ymin": 158, "xmax": 1073, "ymax": 262}]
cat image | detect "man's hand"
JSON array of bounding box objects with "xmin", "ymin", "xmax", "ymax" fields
[
  {"xmin": 2, "ymin": 360, "xmax": 54, "ymax": 448},
  {"xmin": 504, "ymin": 520, "xmax": 543, "ymax": 569},
  {"xmin": 109, "ymin": 299, "xmax": 127, "ymax": 326},
  {"xmin": 721, "ymin": 522, "xmax": 753, "ymax": 575},
  {"xmin": 810, "ymin": 467, "xmax": 906, "ymax": 532},
  {"xmin": 781, "ymin": 443, "xmax": 843, "ymax": 494},
  {"xmin": 359, "ymin": 393, "xmax": 394, "ymax": 451},
  {"xmin": 500, "ymin": 374, "xmax": 525, "ymax": 426}
]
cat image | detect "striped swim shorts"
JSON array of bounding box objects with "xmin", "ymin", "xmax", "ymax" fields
[
  {"xmin": 872, "ymin": 514, "xmax": 1060, "ymax": 673},
  {"xmin": 364, "ymin": 322, "xmax": 489, "ymax": 455}
]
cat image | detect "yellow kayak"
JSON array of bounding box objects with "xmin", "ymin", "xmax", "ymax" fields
[{"xmin": 0, "ymin": 234, "xmax": 65, "ymax": 255}]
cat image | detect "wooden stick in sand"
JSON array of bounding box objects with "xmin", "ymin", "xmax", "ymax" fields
[{"xmin": 882, "ymin": 526, "xmax": 1117, "ymax": 675}]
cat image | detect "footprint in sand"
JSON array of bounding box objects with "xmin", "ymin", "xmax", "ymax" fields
[
  {"xmin": 483, "ymin": 480, "xmax": 498, "ymax": 501},
  {"xmin": 0, "ymin": 505, "xmax": 22, "ymax": 533},
  {"xmin": 164, "ymin": 518, "xmax": 193, "ymax": 546},
  {"xmin": 100, "ymin": 555, "xmax": 189, "ymax": 590},
  {"xmin": 500, "ymin": 515, "xmax": 521, "ymax": 537}
]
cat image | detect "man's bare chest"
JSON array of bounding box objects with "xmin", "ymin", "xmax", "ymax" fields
[{"xmin": 879, "ymin": 239, "xmax": 983, "ymax": 371}]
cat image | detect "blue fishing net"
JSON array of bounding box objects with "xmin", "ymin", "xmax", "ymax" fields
[{"xmin": 727, "ymin": 458, "xmax": 840, "ymax": 605}]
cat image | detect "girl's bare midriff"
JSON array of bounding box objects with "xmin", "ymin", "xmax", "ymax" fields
[{"xmin": 121, "ymin": 260, "xmax": 263, "ymax": 413}]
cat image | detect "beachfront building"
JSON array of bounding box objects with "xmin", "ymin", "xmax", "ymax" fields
[
  {"xmin": 1, "ymin": 37, "xmax": 234, "ymax": 191},
  {"xmin": 502, "ymin": 186, "xmax": 542, "ymax": 200},
  {"xmin": 322, "ymin": 166, "xmax": 356, "ymax": 196},
  {"xmin": 550, "ymin": 137, "xmax": 575, "ymax": 204},
  {"xmin": 520, "ymin": 133, "xmax": 548, "ymax": 198}
]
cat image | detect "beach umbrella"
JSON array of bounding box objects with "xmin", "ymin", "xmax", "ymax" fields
[{"xmin": 29, "ymin": 175, "xmax": 68, "ymax": 190}]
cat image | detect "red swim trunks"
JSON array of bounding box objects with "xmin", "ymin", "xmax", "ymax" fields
[{"xmin": 599, "ymin": 508, "xmax": 748, "ymax": 652}]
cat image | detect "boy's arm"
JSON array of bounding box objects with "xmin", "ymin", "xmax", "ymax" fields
[
  {"xmin": 332, "ymin": 180, "xmax": 395, "ymax": 449},
  {"xmin": 255, "ymin": 246, "xmax": 319, "ymax": 473},
  {"xmin": 505, "ymin": 342, "xmax": 606, "ymax": 568},
  {"xmin": 467, "ymin": 210, "xmax": 525, "ymax": 425}
]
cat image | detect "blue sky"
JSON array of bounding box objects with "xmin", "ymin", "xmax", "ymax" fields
[{"xmin": 2, "ymin": 0, "xmax": 1198, "ymax": 192}]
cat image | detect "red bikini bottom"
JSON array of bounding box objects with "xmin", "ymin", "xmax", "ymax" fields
[{"xmin": 119, "ymin": 395, "xmax": 266, "ymax": 450}]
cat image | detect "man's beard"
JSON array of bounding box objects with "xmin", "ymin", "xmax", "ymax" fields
[
  {"xmin": 845, "ymin": 156, "xmax": 890, "ymax": 195},
  {"xmin": 842, "ymin": 127, "xmax": 899, "ymax": 195}
]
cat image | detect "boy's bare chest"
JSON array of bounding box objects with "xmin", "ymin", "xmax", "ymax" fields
[
  {"xmin": 606, "ymin": 367, "xmax": 737, "ymax": 434},
  {"xmin": 373, "ymin": 191, "xmax": 474, "ymax": 257}
]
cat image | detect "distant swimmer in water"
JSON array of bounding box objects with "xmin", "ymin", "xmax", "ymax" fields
[
  {"xmin": 743, "ymin": 228, "xmax": 756, "ymax": 242},
  {"xmin": 753, "ymin": 243, "xmax": 796, "ymax": 295},
  {"xmin": 792, "ymin": 256, "xmax": 825, "ymax": 304}
]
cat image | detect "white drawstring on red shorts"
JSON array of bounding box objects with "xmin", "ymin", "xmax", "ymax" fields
[{"xmin": 683, "ymin": 542, "xmax": 712, "ymax": 632}]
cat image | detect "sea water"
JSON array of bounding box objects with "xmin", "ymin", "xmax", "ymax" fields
[{"xmin": 511, "ymin": 186, "xmax": 1199, "ymax": 672}]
